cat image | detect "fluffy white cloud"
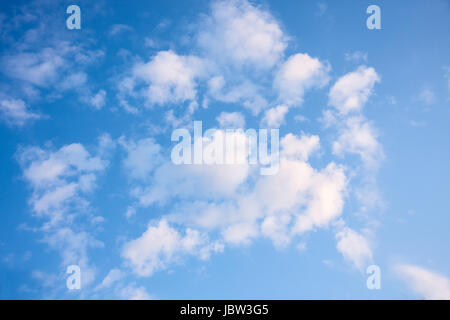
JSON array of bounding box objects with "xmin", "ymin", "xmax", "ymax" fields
[
  {"xmin": 261, "ymin": 105, "xmax": 289, "ymax": 127},
  {"xmin": 89, "ymin": 90, "xmax": 107, "ymax": 109},
  {"xmin": 122, "ymin": 219, "xmax": 223, "ymax": 277},
  {"xmin": 274, "ymin": 53, "xmax": 330, "ymax": 106},
  {"xmin": 280, "ymin": 133, "xmax": 320, "ymax": 161},
  {"xmin": 22, "ymin": 143, "xmax": 106, "ymax": 190},
  {"xmin": 255, "ymin": 159, "xmax": 346, "ymax": 235},
  {"xmin": 0, "ymin": 98, "xmax": 40, "ymax": 126},
  {"xmin": 216, "ymin": 111, "xmax": 245, "ymax": 128},
  {"xmin": 18, "ymin": 136, "xmax": 112, "ymax": 288},
  {"xmin": 131, "ymin": 131, "xmax": 251, "ymax": 206},
  {"xmin": 333, "ymin": 116, "xmax": 384, "ymax": 168},
  {"xmin": 119, "ymin": 284, "xmax": 153, "ymax": 300},
  {"xmin": 198, "ymin": 0, "xmax": 287, "ymax": 69},
  {"xmin": 119, "ymin": 137, "xmax": 163, "ymax": 180},
  {"xmin": 135, "ymin": 160, "xmax": 250, "ymax": 206},
  {"xmin": 2, "ymin": 47, "xmax": 66, "ymax": 87},
  {"xmin": 119, "ymin": 50, "xmax": 207, "ymax": 108},
  {"xmin": 328, "ymin": 66, "xmax": 380, "ymax": 114},
  {"xmin": 121, "ymin": 129, "xmax": 348, "ymax": 261},
  {"xmin": 206, "ymin": 77, "xmax": 269, "ymax": 115},
  {"xmin": 335, "ymin": 227, "xmax": 372, "ymax": 271},
  {"xmin": 395, "ymin": 264, "xmax": 450, "ymax": 300}
]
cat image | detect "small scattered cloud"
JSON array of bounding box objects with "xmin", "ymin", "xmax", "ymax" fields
[
  {"xmin": 109, "ymin": 24, "xmax": 133, "ymax": 36},
  {"xmin": 216, "ymin": 111, "xmax": 245, "ymax": 128},
  {"xmin": 417, "ymin": 88, "xmax": 436, "ymax": 106},
  {"xmin": 345, "ymin": 51, "xmax": 368, "ymax": 63},
  {"xmin": 316, "ymin": 3, "xmax": 327, "ymax": 16},
  {"xmin": 261, "ymin": 105, "xmax": 289, "ymax": 127},
  {"xmin": 335, "ymin": 227, "xmax": 373, "ymax": 271},
  {"xmin": 395, "ymin": 264, "xmax": 450, "ymax": 300},
  {"xmin": 0, "ymin": 97, "xmax": 41, "ymax": 126}
]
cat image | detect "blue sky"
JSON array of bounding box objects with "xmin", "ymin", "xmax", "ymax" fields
[{"xmin": 0, "ymin": 0, "xmax": 449, "ymax": 299}]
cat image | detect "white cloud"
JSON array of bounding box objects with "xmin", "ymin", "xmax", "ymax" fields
[
  {"xmin": 109, "ymin": 24, "xmax": 133, "ymax": 36},
  {"xmin": 126, "ymin": 131, "xmax": 347, "ymax": 255},
  {"xmin": 89, "ymin": 90, "xmax": 107, "ymax": 109},
  {"xmin": 59, "ymin": 71, "xmax": 88, "ymax": 91},
  {"xmin": 198, "ymin": 0, "xmax": 288, "ymax": 69},
  {"xmin": 125, "ymin": 206, "xmax": 136, "ymax": 219},
  {"xmin": 261, "ymin": 105, "xmax": 289, "ymax": 127},
  {"xmin": 120, "ymin": 284, "xmax": 153, "ymax": 300},
  {"xmin": 122, "ymin": 219, "xmax": 223, "ymax": 277},
  {"xmin": 135, "ymin": 160, "xmax": 250, "ymax": 206},
  {"xmin": 417, "ymin": 88, "xmax": 436, "ymax": 105},
  {"xmin": 328, "ymin": 66, "xmax": 380, "ymax": 114},
  {"xmin": 120, "ymin": 137, "xmax": 162, "ymax": 180},
  {"xmin": 280, "ymin": 133, "xmax": 320, "ymax": 161},
  {"xmin": 0, "ymin": 98, "xmax": 41, "ymax": 126},
  {"xmin": 206, "ymin": 77, "xmax": 269, "ymax": 115},
  {"xmin": 119, "ymin": 50, "xmax": 207, "ymax": 108},
  {"xmin": 395, "ymin": 264, "xmax": 450, "ymax": 300},
  {"xmin": 274, "ymin": 53, "xmax": 330, "ymax": 106},
  {"xmin": 18, "ymin": 137, "xmax": 112, "ymax": 288},
  {"xmin": 97, "ymin": 269, "xmax": 124, "ymax": 290},
  {"xmin": 332, "ymin": 116, "xmax": 384, "ymax": 168},
  {"xmin": 131, "ymin": 131, "xmax": 251, "ymax": 206},
  {"xmin": 216, "ymin": 111, "xmax": 245, "ymax": 128},
  {"xmin": 2, "ymin": 48, "xmax": 66, "ymax": 87},
  {"xmin": 335, "ymin": 227, "xmax": 372, "ymax": 271},
  {"xmin": 345, "ymin": 51, "xmax": 368, "ymax": 63}
]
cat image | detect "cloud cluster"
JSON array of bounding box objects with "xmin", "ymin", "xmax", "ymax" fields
[
  {"xmin": 18, "ymin": 134, "xmax": 114, "ymax": 288},
  {"xmin": 121, "ymin": 132, "xmax": 352, "ymax": 274}
]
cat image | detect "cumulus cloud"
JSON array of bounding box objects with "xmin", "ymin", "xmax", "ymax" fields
[
  {"xmin": 118, "ymin": 50, "xmax": 207, "ymax": 109},
  {"xmin": 332, "ymin": 116, "xmax": 384, "ymax": 168},
  {"xmin": 395, "ymin": 264, "xmax": 450, "ymax": 300},
  {"xmin": 274, "ymin": 53, "xmax": 330, "ymax": 106},
  {"xmin": 216, "ymin": 111, "xmax": 245, "ymax": 128},
  {"xmin": 2, "ymin": 47, "xmax": 66, "ymax": 87},
  {"xmin": 335, "ymin": 227, "xmax": 372, "ymax": 271},
  {"xmin": 119, "ymin": 137, "xmax": 163, "ymax": 180},
  {"xmin": 198, "ymin": 0, "xmax": 287, "ymax": 69},
  {"xmin": 122, "ymin": 219, "xmax": 223, "ymax": 277},
  {"xmin": 328, "ymin": 66, "xmax": 380, "ymax": 114},
  {"xmin": 280, "ymin": 133, "xmax": 320, "ymax": 161},
  {"xmin": 206, "ymin": 77, "xmax": 269, "ymax": 115},
  {"xmin": 18, "ymin": 136, "xmax": 113, "ymax": 288},
  {"xmin": 261, "ymin": 105, "xmax": 289, "ymax": 127},
  {"xmin": 0, "ymin": 97, "xmax": 41, "ymax": 126},
  {"xmin": 89, "ymin": 90, "xmax": 107, "ymax": 109},
  {"xmin": 134, "ymin": 160, "xmax": 250, "ymax": 206},
  {"xmin": 121, "ymin": 129, "xmax": 349, "ymax": 270}
]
